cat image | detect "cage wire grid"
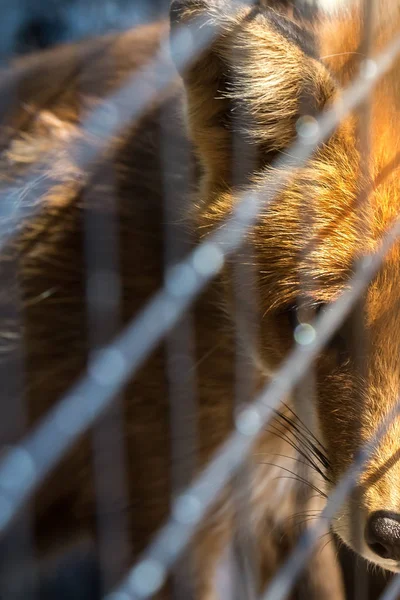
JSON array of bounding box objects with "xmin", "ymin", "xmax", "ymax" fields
[{"xmin": 0, "ymin": 0, "xmax": 400, "ymax": 599}]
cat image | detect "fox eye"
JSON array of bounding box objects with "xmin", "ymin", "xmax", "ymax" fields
[
  {"xmin": 285, "ymin": 303, "xmax": 349, "ymax": 363},
  {"xmin": 287, "ymin": 305, "xmax": 301, "ymax": 330},
  {"xmin": 286, "ymin": 303, "xmax": 322, "ymax": 331}
]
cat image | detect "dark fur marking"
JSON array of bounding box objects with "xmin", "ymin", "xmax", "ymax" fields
[
  {"xmin": 266, "ymin": 10, "xmax": 318, "ymax": 58},
  {"xmin": 263, "ymin": 0, "xmax": 319, "ymax": 22}
]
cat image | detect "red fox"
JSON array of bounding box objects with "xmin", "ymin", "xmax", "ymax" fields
[{"xmin": 0, "ymin": 0, "xmax": 398, "ymax": 598}]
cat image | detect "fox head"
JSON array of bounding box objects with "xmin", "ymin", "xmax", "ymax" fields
[{"xmin": 170, "ymin": 0, "xmax": 400, "ymax": 570}]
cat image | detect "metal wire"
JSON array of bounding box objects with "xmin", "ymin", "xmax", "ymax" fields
[
  {"xmin": 0, "ymin": 243, "xmax": 35, "ymax": 598},
  {"xmin": 230, "ymin": 77, "xmax": 261, "ymax": 600},
  {"xmin": 379, "ymin": 574, "xmax": 400, "ymax": 600},
  {"xmin": 352, "ymin": 1, "xmax": 375, "ymax": 597},
  {"xmin": 161, "ymin": 84, "xmax": 198, "ymax": 600},
  {"xmin": 83, "ymin": 119, "xmax": 131, "ymax": 590}
]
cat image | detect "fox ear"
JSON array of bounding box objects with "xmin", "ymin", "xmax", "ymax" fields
[
  {"xmin": 169, "ymin": 0, "xmax": 245, "ymax": 184},
  {"xmin": 169, "ymin": 0, "xmax": 334, "ymax": 188},
  {"xmin": 258, "ymin": 0, "xmax": 319, "ymax": 21}
]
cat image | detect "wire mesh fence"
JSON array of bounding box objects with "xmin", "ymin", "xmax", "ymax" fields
[{"xmin": 0, "ymin": 0, "xmax": 400, "ymax": 598}]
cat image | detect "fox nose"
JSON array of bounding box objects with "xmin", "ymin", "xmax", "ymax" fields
[{"xmin": 366, "ymin": 511, "xmax": 400, "ymax": 561}]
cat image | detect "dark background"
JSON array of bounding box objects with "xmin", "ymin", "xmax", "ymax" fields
[{"xmin": 0, "ymin": 0, "xmax": 170, "ymax": 61}]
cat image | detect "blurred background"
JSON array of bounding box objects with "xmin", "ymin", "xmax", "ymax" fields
[
  {"xmin": 0, "ymin": 0, "xmax": 345, "ymax": 62},
  {"xmin": 0, "ymin": 0, "xmax": 171, "ymax": 62}
]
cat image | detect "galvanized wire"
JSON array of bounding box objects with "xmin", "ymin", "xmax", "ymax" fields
[{"xmin": 379, "ymin": 574, "xmax": 400, "ymax": 600}]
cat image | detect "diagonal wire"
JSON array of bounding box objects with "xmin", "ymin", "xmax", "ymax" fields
[
  {"xmin": 0, "ymin": 16, "xmax": 398, "ymax": 571},
  {"xmin": 379, "ymin": 574, "xmax": 400, "ymax": 600}
]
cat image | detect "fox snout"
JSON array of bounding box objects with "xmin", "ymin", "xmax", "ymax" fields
[{"xmin": 365, "ymin": 511, "xmax": 400, "ymax": 562}]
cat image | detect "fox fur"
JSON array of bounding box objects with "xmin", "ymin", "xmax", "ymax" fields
[{"xmin": 0, "ymin": 0, "xmax": 399, "ymax": 598}]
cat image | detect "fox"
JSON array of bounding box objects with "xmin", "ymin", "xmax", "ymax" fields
[{"xmin": 0, "ymin": 0, "xmax": 399, "ymax": 598}]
